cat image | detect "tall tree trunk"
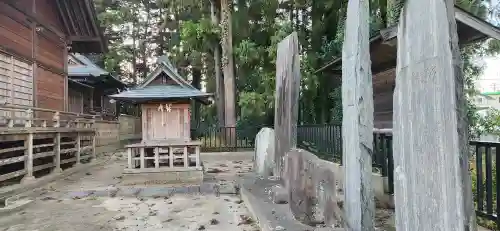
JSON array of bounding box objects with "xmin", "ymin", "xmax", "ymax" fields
[
  {"xmin": 220, "ymin": 0, "xmax": 236, "ymax": 128},
  {"xmin": 141, "ymin": 0, "xmax": 151, "ymax": 80},
  {"xmin": 211, "ymin": 0, "xmax": 225, "ymax": 126},
  {"xmin": 192, "ymin": 67, "xmax": 202, "ymax": 128}
]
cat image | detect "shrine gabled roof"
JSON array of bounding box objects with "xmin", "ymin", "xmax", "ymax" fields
[
  {"xmin": 109, "ymin": 56, "xmax": 213, "ymax": 104},
  {"xmin": 138, "ymin": 56, "xmax": 198, "ymax": 90}
]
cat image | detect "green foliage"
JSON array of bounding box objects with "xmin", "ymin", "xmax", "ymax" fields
[
  {"xmin": 476, "ymin": 109, "xmax": 500, "ymax": 137},
  {"xmin": 180, "ymin": 19, "xmax": 220, "ymax": 52}
]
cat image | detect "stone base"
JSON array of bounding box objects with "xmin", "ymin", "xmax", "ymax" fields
[
  {"xmin": 20, "ymin": 176, "xmax": 36, "ymax": 184},
  {"xmin": 240, "ymin": 175, "xmax": 345, "ymax": 231},
  {"xmin": 122, "ymin": 168, "xmax": 204, "ymax": 186}
]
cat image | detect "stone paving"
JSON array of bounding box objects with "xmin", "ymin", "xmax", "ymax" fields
[{"xmin": 0, "ymin": 151, "xmax": 259, "ymax": 231}]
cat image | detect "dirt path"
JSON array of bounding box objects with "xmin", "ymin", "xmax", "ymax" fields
[{"xmin": 0, "ymin": 152, "xmax": 259, "ymax": 231}]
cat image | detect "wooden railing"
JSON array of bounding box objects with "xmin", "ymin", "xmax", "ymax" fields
[{"xmin": 0, "ymin": 104, "xmax": 96, "ymax": 187}]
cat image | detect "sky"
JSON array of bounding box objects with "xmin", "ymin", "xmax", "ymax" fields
[{"xmin": 477, "ymin": 56, "xmax": 500, "ymax": 92}]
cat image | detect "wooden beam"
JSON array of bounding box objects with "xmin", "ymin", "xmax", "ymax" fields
[
  {"xmin": 455, "ymin": 6, "xmax": 500, "ymax": 41},
  {"xmin": 55, "ymin": 0, "xmax": 71, "ymax": 36},
  {"xmin": 75, "ymin": 0, "xmax": 93, "ymax": 35},
  {"xmin": 69, "ymin": 36, "xmax": 102, "ymax": 42},
  {"xmin": 59, "ymin": 0, "xmax": 77, "ymax": 36},
  {"xmin": 84, "ymin": 0, "xmax": 100, "ymax": 37}
]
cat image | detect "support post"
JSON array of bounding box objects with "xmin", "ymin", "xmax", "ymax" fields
[
  {"xmin": 341, "ymin": 0, "xmax": 374, "ymax": 230},
  {"xmin": 393, "ymin": 0, "xmax": 476, "ymax": 230},
  {"xmin": 195, "ymin": 146, "xmax": 200, "ymax": 168},
  {"xmin": 22, "ymin": 133, "xmax": 35, "ymax": 183},
  {"xmin": 183, "ymin": 146, "xmax": 188, "ymax": 168},
  {"xmin": 140, "ymin": 148, "xmax": 145, "ymax": 169},
  {"xmin": 76, "ymin": 133, "xmax": 81, "ymax": 164},
  {"xmin": 154, "ymin": 147, "xmax": 160, "ymax": 168},
  {"xmin": 53, "ymin": 132, "xmax": 61, "ymax": 173},
  {"xmin": 127, "ymin": 148, "xmax": 132, "ymax": 169},
  {"xmin": 169, "ymin": 147, "xmax": 174, "ymax": 168}
]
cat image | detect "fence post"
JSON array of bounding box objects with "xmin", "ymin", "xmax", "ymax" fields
[
  {"xmin": 53, "ymin": 132, "xmax": 61, "ymax": 173},
  {"xmin": 76, "ymin": 132, "xmax": 81, "ymax": 165},
  {"xmin": 91, "ymin": 119, "xmax": 97, "ymax": 160},
  {"xmin": 22, "ymin": 132, "xmax": 35, "ymax": 183}
]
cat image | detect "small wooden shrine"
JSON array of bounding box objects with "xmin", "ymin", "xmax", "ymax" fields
[{"xmin": 109, "ymin": 56, "xmax": 212, "ymax": 185}]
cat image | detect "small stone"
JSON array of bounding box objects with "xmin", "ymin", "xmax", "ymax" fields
[
  {"xmin": 113, "ymin": 215, "xmax": 126, "ymax": 221},
  {"xmin": 234, "ymin": 200, "xmax": 243, "ymax": 204},
  {"xmin": 207, "ymin": 168, "xmax": 224, "ymax": 173},
  {"xmin": 213, "ymin": 212, "xmax": 219, "ymax": 215},
  {"xmin": 72, "ymin": 196, "xmax": 81, "ymax": 200},
  {"xmin": 40, "ymin": 196, "xmax": 56, "ymax": 201},
  {"xmin": 149, "ymin": 211, "xmax": 157, "ymax": 216},
  {"xmin": 209, "ymin": 218, "xmax": 219, "ymax": 225},
  {"xmin": 167, "ymin": 201, "xmax": 173, "ymax": 204},
  {"xmin": 238, "ymin": 215, "xmax": 253, "ymax": 225},
  {"xmin": 85, "ymin": 172, "xmax": 92, "ymax": 175},
  {"xmin": 164, "ymin": 218, "xmax": 173, "ymax": 223},
  {"xmin": 197, "ymin": 225, "xmax": 206, "ymax": 230},
  {"xmin": 219, "ymin": 164, "xmax": 228, "ymax": 167}
]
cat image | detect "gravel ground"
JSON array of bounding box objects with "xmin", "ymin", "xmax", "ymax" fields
[{"xmin": 0, "ymin": 151, "xmax": 259, "ymax": 231}]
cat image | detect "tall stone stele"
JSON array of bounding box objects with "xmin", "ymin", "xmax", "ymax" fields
[
  {"xmin": 393, "ymin": 0, "xmax": 476, "ymax": 230},
  {"xmin": 273, "ymin": 32, "xmax": 300, "ymax": 179},
  {"xmin": 341, "ymin": 0, "xmax": 375, "ymax": 230}
]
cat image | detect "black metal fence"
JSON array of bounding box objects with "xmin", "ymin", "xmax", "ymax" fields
[
  {"xmin": 191, "ymin": 126, "xmax": 262, "ymax": 152},
  {"xmin": 471, "ymin": 141, "xmax": 500, "ymax": 228}
]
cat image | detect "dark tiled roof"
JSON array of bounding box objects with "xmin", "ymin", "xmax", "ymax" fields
[
  {"xmin": 109, "ymin": 85, "xmax": 213, "ymax": 101},
  {"xmin": 110, "ymin": 55, "xmax": 212, "ymax": 103},
  {"xmin": 69, "ymin": 53, "xmax": 108, "ymax": 77}
]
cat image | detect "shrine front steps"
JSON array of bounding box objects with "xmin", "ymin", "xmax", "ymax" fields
[{"xmin": 47, "ymin": 182, "xmax": 241, "ymax": 200}]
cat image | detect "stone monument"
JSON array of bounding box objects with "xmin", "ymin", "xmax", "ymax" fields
[{"xmin": 341, "ymin": 0, "xmax": 375, "ymax": 230}]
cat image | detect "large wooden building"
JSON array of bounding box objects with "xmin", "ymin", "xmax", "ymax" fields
[
  {"xmin": 317, "ymin": 6, "xmax": 500, "ymax": 128},
  {"xmin": 0, "ymin": 0, "xmax": 105, "ymax": 115}
]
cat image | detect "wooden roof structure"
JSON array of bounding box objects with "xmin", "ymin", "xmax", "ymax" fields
[
  {"xmin": 109, "ymin": 56, "xmax": 213, "ymax": 104},
  {"xmin": 56, "ymin": 0, "xmax": 106, "ymax": 53},
  {"xmin": 3, "ymin": 0, "xmax": 106, "ymax": 53},
  {"xmin": 68, "ymin": 54, "xmax": 127, "ymax": 90},
  {"xmin": 315, "ymin": 6, "xmax": 500, "ymax": 76}
]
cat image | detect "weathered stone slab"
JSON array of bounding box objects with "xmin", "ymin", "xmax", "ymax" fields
[
  {"xmin": 254, "ymin": 127, "xmax": 275, "ymax": 177},
  {"xmin": 274, "ymin": 32, "xmax": 300, "ymax": 178},
  {"xmin": 393, "ymin": 0, "xmax": 475, "ymax": 230},
  {"xmin": 341, "ymin": 0, "xmax": 375, "ymax": 230},
  {"xmin": 284, "ymin": 148, "xmax": 344, "ymax": 227},
  {"xmin": 240, "ymin": 175, "xmax": 346, "ymax": 231},
  {"xmin": 121, "ymin": 169, "xmax": 203, "ymax": 186}
]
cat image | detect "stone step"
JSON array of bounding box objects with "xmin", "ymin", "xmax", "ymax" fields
[{"xmin": 57, "ymin": 182, "xmax": 240, "ymax": 199}]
